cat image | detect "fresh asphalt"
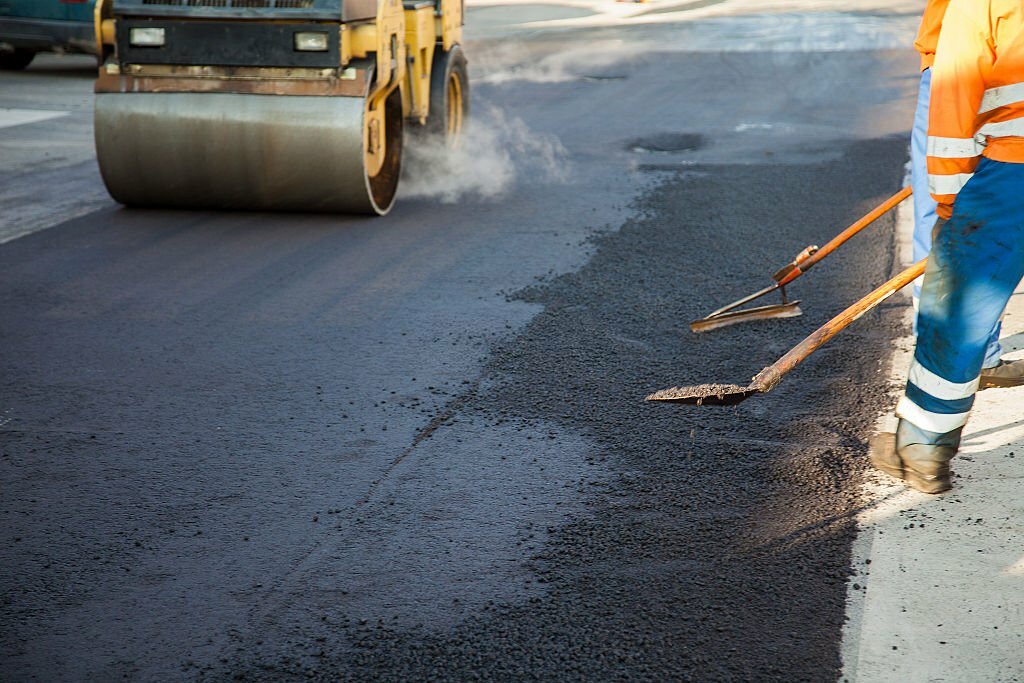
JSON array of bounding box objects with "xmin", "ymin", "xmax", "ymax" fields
[{"xmin": 1, "ymin": 14, "xmax": 918, "ymax": 682}]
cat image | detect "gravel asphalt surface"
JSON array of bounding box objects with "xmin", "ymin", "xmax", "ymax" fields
[{"xmin": 1, "ymin": 11, "xmax": 918, "ymax": 681}]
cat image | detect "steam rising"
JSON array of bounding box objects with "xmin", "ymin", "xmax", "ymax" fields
[
  {"xmin": 401, "ymin": 104, "xmax": 570, "ymax": 203},
  {"xmin": 472, "ymin": 41, "xmax": 642, "ymax": 85}
]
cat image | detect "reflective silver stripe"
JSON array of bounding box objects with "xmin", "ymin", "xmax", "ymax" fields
[
  {"xmin": 979, "ymin": 82, "xmax": 1024, "ymax": 114},
  {"xmin": 978, "ymin": 116, "xmax": 1024, "ymax": 138},
  {"xmin": 928, "ymin": 172, "xmax": 974, "ymax": 196},
  {"xmin": 896, "ymin": 396, "xmax": 971, "ymax": 433},
  {"xmin": 908, "ymin": 360, "xmax": 979, "ymax": 401},
  {"xmin": 927, "ymin": 135, "xmax": 983, "ymax": 158}
]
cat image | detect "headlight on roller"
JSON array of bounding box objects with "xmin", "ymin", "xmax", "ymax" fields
[
  {"xmin": 294, "ymin": 31, "xmax": 329, "ymax": 52},
  {"xmin": 129, "ymin": 27, "xmax": 166, "ymax": 47}
]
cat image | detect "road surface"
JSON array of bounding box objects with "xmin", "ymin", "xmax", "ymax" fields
[{"xmin": 1, "ymin": 3, "xmax": 919, "ymax": 680}]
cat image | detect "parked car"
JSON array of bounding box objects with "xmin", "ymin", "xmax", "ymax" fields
[{"xmin": 0, "ymin": 0, "xmax": 97, "ymax": 69}]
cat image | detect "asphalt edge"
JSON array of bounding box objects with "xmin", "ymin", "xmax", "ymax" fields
[{"xmin": 838, "ymin": 161, "xmax": 916, "ymax": 682}]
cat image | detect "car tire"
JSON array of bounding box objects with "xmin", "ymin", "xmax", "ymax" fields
[{"xmin": 0, "ymin": 48, "xmax": 36, "ymax": 70}]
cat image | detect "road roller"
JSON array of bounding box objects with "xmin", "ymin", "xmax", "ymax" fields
[{"xmin": 92, "ymin": 0, "xmax": 468, "ymax": 215}]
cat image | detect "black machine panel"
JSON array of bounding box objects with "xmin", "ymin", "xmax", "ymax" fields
[
  {"xmin": 112, "ymin": 0, "xmax": 343, "ymax": 20},
  {"xmin": 117, "ymin": 19, "xmax": 341, "ymax": 68}
]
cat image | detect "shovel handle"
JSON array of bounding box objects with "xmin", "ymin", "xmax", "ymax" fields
[
  {"xmin": 753, "ymin": 258, "xmax": 926, "ymax": 392},
  {"xmin": 775, "ymin": 185, "xmax": 913, "ymax": 286}
]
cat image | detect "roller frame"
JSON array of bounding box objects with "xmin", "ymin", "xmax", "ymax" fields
[{"xmin": 92, "ymin": 0, "xmax": 465, "ymax": 214}]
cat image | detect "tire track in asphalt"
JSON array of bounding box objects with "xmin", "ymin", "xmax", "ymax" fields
[{"xmin": 223, "ymin": 137, "xmax": 909, "ymax": 680}]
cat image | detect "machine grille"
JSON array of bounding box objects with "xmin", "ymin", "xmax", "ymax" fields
[
  {"xmin": 117, "ymin": 0, "xmax": 342, "ymax": 22},
  {"xmin": 140, "ymin": 0, "xmax": 315, "ymax": 7}
]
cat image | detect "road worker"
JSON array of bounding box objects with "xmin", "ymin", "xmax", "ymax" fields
[
  {"xmin": 910, "ymin": 0, "xmax": 1024, "ymax": 388},
  {"xmin": 871, "ymin": 0, "xmax": 1024, "ymax": 493}
]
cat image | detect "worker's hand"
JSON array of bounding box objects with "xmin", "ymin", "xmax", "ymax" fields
[{"xmin": 932, "ymin": 217, "xmax": 947, "ymax": 242}]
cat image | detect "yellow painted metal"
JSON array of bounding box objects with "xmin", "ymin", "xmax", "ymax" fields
[
  {"xmin": 446, "ymin": 64, "xmax": 464, "ymax": 139},
  {"xmin": 437, "ymin": 0, "xmax": 463, "ymax": 50},
  {"xmin": 340, "ymin": 25, "xmax": 353, "ymax": 65},
  {"xmin": 348, "ymin": 22, "xmax": 377, "ymax": 59},
  {"xmin": 373, "ymin": 0, "xmax": 406, "ymax": 89},
  {"xmin": 403, "ymin": 5, "xmax": 436, "ymax": 121},
  {"xmin": 358, "ymin": 0, "xmax": 406, "ymax": 175},
  {"xmin": 100, "ymin": 20, "xmax": 116, "ymax": 46},
  {"xmin": 363, "ymin": 99, "xmax": 387, "ymax": 177},
  {"xmin": 94, "ymin": 0, "xmax": 113, "ymax": 56}
]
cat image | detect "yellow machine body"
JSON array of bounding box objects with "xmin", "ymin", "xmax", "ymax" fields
[{"xmin": 93, "ymin": 0, "xmax": 466, "ymax": 215}]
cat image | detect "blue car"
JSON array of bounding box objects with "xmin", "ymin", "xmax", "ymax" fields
[{"xmin": 0, "ymin": 0, "xmax": 97, "ymax": 69}]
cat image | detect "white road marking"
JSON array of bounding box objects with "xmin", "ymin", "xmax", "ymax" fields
[
  {"xmin": 841, "ymin": 178, "xmax": 1024, "ymax": 682},
  {"xmin": 0, "ymin": 160, "xmax": 113, "ymax": 245},
  {"xmin": 0, "ymin": 108, "xmax": 70, "ymax": 129}
]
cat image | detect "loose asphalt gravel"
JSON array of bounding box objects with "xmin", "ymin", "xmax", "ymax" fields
[
  {"xmin": 1, "ymin": 34, "xmax": 916, "ymax": 682},
  {"xmin": 221, "ymin": 139, "xmax": 909, "ymax": 681}
]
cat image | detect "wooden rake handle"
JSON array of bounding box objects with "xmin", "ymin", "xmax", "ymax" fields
[
  {"xmin": 774, "ymin": 185, "xmax": 913, "ymax": 286},
  {"xmin": 753, "ymin": 258, "xmax": 927, "ymax": 392}
]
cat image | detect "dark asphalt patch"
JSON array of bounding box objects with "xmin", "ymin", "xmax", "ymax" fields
[
  {"xmin": 226, "ymin": 137, "xmax": 907, "ymax": 680},
  {"xmin": 627, "ymin": 133, "xmax": 706, "ymax": 153}
]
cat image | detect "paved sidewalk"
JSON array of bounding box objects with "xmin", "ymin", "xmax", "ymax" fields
[{"xmin": 842, "ymin": 194, "xmax": 1024, "ymax": 682}]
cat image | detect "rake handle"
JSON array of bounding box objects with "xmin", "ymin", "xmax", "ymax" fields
[
  {"xmin": 775, "ymin": 185, "xmax": 913, "ymax": 286},
  {"xmin": 702, "ymin": 281, "xmax": 782, "ymax": 320},
  {"xmin": 753, "ymin": 258, "xmax": 927, "ymax": 392}
]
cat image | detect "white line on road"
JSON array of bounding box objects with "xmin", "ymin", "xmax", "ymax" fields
[
  {"xmin": 0, "ymin": 160, "xmax": 114, "ymax": 245},
  {"xmin": 0, "ymin": 108, "xmax": 70, "ymax": 129}
]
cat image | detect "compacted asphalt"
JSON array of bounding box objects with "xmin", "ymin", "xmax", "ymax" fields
[{"xmin": 1, "ymin": 8, "xmax": 919, "ymax": 681}]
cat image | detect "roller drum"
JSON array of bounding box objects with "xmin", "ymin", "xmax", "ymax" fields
[{"xmin": 95, "ymin": 92, "xmax": 400, "ymax": 215}]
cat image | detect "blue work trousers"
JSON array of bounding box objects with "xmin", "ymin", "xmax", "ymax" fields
[
  {"xmin": 897, "ymin": 158, "xmax": 1024, "ymax": 435},
  {"xmin": 911, "ymin": 68, "xmax": 1003, "ymax": 367}
]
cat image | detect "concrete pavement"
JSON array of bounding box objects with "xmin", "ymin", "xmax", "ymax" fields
[{"xmin": 842, "ymin": 191, "xmax": 1024, "ymax": 682}]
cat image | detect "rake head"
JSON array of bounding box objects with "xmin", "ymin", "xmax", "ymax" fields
[{"xmin": 689, "ymin": 301, "xmax": 802, "ymax": 333}]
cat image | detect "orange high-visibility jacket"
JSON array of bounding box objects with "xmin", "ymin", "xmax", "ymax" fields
[
  {"xmin": 915, "ymin": 0, "xmax": 951, "ymax": 71},
  {"xmin": 928, "ymin": 0, "xmax": 1024, "ymax": 219}
]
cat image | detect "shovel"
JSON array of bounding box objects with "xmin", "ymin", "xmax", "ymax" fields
[
  {"xmin": 649, "ymin": 258, "xmax": 926, "ymax": 405},
  {"xmin": 690, "ymin": 186, "xmax": 913, "ymax": 333}
]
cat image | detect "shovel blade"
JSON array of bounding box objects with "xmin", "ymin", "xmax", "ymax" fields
[{"xmin": 645, "ymin": 383, "xmax": 760, "ymax": 406}]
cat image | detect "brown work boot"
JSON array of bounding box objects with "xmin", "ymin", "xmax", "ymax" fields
[
  {"xmin": 868, "ymin": 432, "xmax": 904, "ymax": 480},
  {"xmin": 869, "ymin": 422, "xmax": 960, "ymax": 494},
  {"xmin": 980, "ymin": 359, "xmax": 1024, "ymax": 390},
  {"xmin": 898, "ymin": 443, "xmax": 956, "ymax": 494}
]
